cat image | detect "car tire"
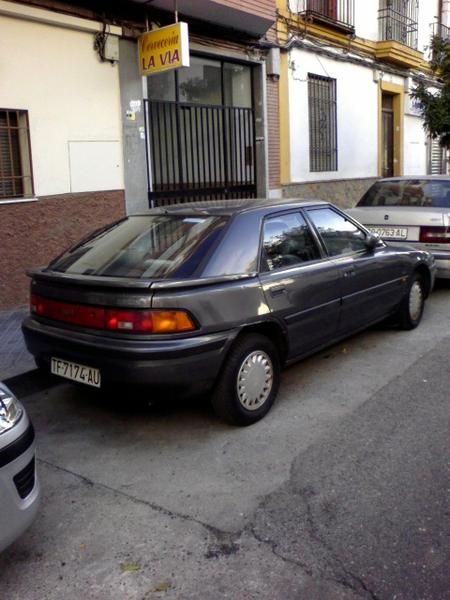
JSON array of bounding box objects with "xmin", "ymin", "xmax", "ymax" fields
[
  {"xmin": 396, "ymin": 273, "xmax": 425, "ymax": 330},
  {"xmin": 211, "ymin": 333, "xmax": 280, "ymax": 426}
]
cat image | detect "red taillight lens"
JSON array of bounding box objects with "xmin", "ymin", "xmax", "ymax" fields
[
  {"xmin": 419, "ymin": 226, "xmax": 450, "ymax": 243},
  {"xmin": 105, "ymin": 309, "xmax": 153, "ymax": 333},
  {"xmin": 30, "ymin": 295, "xmax": 196, "ymax": 334},
  {"xmin": 30, "ymin": 294, "xmax": 105, "ymax": 328}
]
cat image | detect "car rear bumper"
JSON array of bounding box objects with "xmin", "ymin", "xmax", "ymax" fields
[
  {"xmin": 22, "ymin": 317, "xmax": 238, "ymax": 393},
  {"xmin": 431, "ymin": 254, "xmax": 450, "ymax": 279},
  {"xmin": 0, "ymin": 417, "xmax": 40, "ymax": 553}
]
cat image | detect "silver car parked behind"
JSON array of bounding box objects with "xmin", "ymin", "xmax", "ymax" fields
[
  {"xmin": 349, "ymin": 176, "xmax": 450, "ymax": 278},
  {"xmin": 0, "ymin": 382, "xmax": 39, "ymax": 552}
]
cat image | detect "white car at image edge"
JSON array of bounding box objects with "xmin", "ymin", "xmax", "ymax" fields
[
  {"xmin": 0, "ymin": 382, "xmax": 39, "ymax": 552},
  {"xmin": 348, "ymin": 176, "xmax": 450, "ymax": 279}
]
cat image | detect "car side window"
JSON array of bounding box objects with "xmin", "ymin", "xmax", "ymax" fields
[
  {"xmin": 307, "ymin": 208, "xmax": 367, "ymax": 256},
  {"xmin": 262, "ymin": 212, "xmax": 321, "ymax": 271}
]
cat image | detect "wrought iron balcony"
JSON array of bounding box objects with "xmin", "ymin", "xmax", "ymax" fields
[
  {"xmin": 432, "ymin": 21, "xmax": 450, "ymax": 42},
  {"xmin": 378, "ymin": 1, "xmax": 419, "ymax": 49},
  {"xmin": 296, "ymin": 0, "xmax": 355, "ymax": 34},
  {"xmin": 430, "ymin": 21, "xmax": 450, "ymax": 61}
]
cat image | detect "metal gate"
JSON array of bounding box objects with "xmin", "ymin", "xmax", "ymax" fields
[{"xmin": 145, "ymin": 99, "xmax": 256, "ymax": 206}]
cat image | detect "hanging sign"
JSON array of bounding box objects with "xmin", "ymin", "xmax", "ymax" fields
[{"xmin": 138, "ymin": 22, "xmax": 190, "ymax": 76}]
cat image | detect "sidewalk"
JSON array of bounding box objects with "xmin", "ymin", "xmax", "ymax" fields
[{"xmin": 0, "ymin": 308, "xmax": 35, "ymax": 381}]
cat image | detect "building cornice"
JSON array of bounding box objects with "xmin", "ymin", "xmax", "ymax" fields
[{"xmin": 276, "ymin": 7, "xmax": 429, "ymax": 73}]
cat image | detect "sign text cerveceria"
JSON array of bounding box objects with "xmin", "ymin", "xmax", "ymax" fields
[{"xmin": 138, "ymin": 22, "xmax": 190, "ymax": 76}]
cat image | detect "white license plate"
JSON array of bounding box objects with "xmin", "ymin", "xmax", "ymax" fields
[
  {"xmin": 51, "ymin": 358, "xmax": 101, "ymax": 388},
  {"xmin": 367, "ymin": 226, "xmax": 408, "ymax": 240}
]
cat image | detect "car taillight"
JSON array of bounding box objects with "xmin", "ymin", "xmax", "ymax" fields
[
  {"xmin": 30, "ymin": 294, "xmax": 105, "ymax": 328},
  {"xmin": 105, "ymin": 309, "xmax": 195, "ymax": 333},
  {"xmin": 419, "ymin": 226, "xmax": 450, "ymax": 243},
  {"xmin": 30, "ymin": 295, "xmax": 196, "ymax": 334}
]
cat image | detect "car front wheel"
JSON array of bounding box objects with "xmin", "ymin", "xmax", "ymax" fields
[
  {"xmin": 396, "ymin": 273, "xmax": 425, "ymax": 330},
  {"xmin": 211, "ymin": 333, "xmax": 280, "ymax": 426}
]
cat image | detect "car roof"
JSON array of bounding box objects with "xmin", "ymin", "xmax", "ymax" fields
[{"xmin": 133, "ymin": 198, "xmax": 329, "ymax": 218}]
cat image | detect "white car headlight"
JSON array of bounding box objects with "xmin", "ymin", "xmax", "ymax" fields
[{"xmin": 0, "ymin": 383, "xmax": 23, "ymax": 434}]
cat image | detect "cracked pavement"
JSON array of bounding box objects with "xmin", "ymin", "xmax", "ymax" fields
[{"xmin": 0, "ymin": 284, "xmax": 449, "ymax": 599}]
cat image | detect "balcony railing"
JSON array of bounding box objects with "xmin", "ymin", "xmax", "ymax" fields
[
  {"xmin": 296, "ymin": 0, "xmax": 355, "ymax": 34},
  {"xmin": 432, "ymin": 21, "xmax": 450, "ymax": 41},
  {"xmin": 378, "ymin": 1, "xmax": 419, "ymax": 49},
  {"xmin": 430, "ymin": 22, "xmax": 450, "ymax": 61}
]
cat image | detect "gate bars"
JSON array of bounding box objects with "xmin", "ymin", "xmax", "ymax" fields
[{"xmin": 145, "ymin": 100, "xmax": 257, "ymax": 206}]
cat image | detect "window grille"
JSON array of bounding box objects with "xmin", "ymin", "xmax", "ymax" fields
[
  {"xmin": 0, "ymin": 109, "xmax": 34, "ymax": 199},
  {"xmin": 428, "ymin": 137, "xmax": 447, "ymax": 175},
  {"xmin": 308, "ymin": 74, "xmax": 338, "ymax": 172}
]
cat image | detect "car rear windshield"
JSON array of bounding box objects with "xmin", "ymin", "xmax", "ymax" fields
[
  {"xmin": 357, "ymin": 179, "xmax": 450, "ymax": 208},
  {"xmin": 50, "ymin": 214, "xmax": 229, "ymax": 278}
]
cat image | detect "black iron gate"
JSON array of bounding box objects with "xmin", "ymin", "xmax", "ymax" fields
[{"xmin": 145, "ymin": 99, "xmax": 256, "ymax": 206}]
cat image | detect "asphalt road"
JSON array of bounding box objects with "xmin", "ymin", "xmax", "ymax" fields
[{"xmin": 0, "ymin": 283, "xmax": 449, "ymax": 600}]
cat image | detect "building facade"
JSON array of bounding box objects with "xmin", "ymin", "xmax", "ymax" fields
[
  {"xmin": 0, "ymin": 0, "xmax": 276, "ymax": 309},
  {"xmin": 275, "ymin": 0, "xmax": 448, "ymax": 205},
  {"xmin": 1, "ymin": 0, "xmax": 447, "ymax": 309}
]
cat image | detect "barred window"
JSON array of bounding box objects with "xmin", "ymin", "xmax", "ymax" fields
[
  {"xmin": 0, "ymin": 109, "xmax": 34, "ymax": 200},
  {"xmin": 308, "ymin": 74, "xmax": 338, "ymax": 172}
]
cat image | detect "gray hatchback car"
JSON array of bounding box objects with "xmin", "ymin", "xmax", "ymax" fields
[
  {"xmin": 0, "ymin": 382, "xmax": 39, "ymax": 552},
  {"xmin": 23, "ymin": 199, "xmax": 435, "ymax": 425}
]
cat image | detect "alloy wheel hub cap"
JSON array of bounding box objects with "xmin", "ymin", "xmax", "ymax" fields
[
  {"xmin": 236, "ymin": 350, "xmax": 273, "ymax": 411},
  {"xmin": 409, "ymin": 281, "xmax": 423, "ymax": 321}
]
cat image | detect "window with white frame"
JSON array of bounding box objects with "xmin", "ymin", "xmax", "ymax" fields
[{"xmin": 0, "ymin": 109, "xmax": 34, "ymax": 200}]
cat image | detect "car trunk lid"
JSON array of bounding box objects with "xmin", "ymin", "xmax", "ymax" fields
[{"xmin": 350, "ymin": 207, "xmax": 450, "ymax": 243}]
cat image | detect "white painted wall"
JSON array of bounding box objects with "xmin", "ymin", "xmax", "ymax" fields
[
  {"xmin": 0, "ymin": 13, "xmax": 123, "ymax": 197},
  {"xmin": 404, "ymin": 115, "xmax": 428, "ymax": 175},
  {"xmin": 288, "ymin": 48, "xmax": 378, "ymax": 182},
  {"xmin": 354, "ymin": 0, "xmax": 379, "ymax": 41},
  {"xmin": 418, "ymin": 0, "xmax": 438, "ymax": 60}
]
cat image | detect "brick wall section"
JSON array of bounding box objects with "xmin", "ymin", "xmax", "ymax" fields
[
  {"xmin": 0, "ymin": 190, "xmax": 125, "ymax": 310},
  {"xmin": 283, "ymin": 178, "xmax": 378, "ymax": 208},
  {"xmin": 267, "ymin": 77, "xmax": 281, "ymax": 190}
]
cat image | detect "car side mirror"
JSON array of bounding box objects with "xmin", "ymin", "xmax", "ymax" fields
[{"xmin": 365, "ymin": 233, "xmax": 379, "ymax": 251}]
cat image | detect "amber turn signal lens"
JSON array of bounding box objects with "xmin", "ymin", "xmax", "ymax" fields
[{"xmin": 151, "ymin": 311, "xmax": 195, "ymax": 333}]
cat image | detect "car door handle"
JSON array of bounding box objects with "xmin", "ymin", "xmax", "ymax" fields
[
  {"xmin": 270, "ymin": 285, "xmax": 287, "ymax": 296},
  {"xmin": 343, "ymin": 268, "xmax": 356, "ymax": 278}
]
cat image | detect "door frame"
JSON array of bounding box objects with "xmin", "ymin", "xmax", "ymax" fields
[{"xmin": 378, "ymin": 80, "xmax": 404, "ymax": 177}]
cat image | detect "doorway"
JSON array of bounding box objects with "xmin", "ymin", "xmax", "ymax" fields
[
  {"xmin": 382, "ymin": 93, "xmax": 394, "ymax": 178},
  {"xmin": 144, "ymin": 56, "xmax": 257, "ymax": 206}
]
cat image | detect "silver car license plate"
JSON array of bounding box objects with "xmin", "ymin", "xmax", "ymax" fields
[
  {"xmin": 367, "ymin": 226, "xmax": 408, "ymax": 240},
  {"xmin": 51, "ymin": 357, "xmax": 101, "ymax": 388}
]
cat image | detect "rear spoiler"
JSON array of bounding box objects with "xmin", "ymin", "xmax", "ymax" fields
[{"xmin": 27, "ymin": 268, "xmax": 257, "ymax": 291}]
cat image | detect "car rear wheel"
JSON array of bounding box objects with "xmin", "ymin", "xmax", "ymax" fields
[
  {"xmin": 396, "ymin": 273, "xmax": 425, "ymax": 330},
  {"xmin": 211, "ymin": 333, "xmax": 280, "ymax": 426}
]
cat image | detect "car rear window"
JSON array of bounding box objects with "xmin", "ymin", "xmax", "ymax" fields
[
  {"xmin": 357, "ymin": 179, "xmax": 450, "ymax": 208},
  {"xmin": 50, "ymin": 215, "xmax": 229, "ymax": 278}
]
